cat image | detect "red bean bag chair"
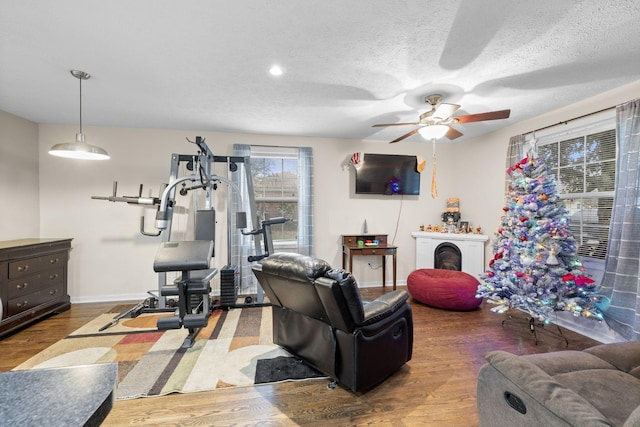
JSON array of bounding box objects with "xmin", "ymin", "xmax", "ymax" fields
[{"xmin": 407, "ymin": 269, "xmax": 482, "ymax": 311}]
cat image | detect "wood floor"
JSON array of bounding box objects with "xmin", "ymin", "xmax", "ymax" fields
[{"xmin": 0, "ymin": 287, "xmax": 600, "ymax": 426}]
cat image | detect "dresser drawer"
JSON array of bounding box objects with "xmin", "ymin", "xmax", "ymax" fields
[
  {"xmin": 343, "ymin": 236, "xmax": 357, "ymax": 245},
  {"xmin": 359, "ymin": 247, "xmax": 394, "ymax": 256},
  {"xmin": 1, "ymin": 239, "xmax": 72, "ymax": 337},
  {"xmin": 7, "ymin": 267, "xmax": 65, "ymax": 299},
  {"xmin": 7, "ymin": 282, "xmax": 66, "ymax": 317},
  {"xmin": 8, "ymin": 252, "xmax": 67, "ymax": 279}
]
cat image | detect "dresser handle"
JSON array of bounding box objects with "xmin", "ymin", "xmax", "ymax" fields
[
  {"xmin": 49, "ymin": 273, "xmax": 59, "ymax": 280},
  {"xmin": 49, "ymin": 289, "xmax": 58, "ymax": 296},
  {"xmin": 17, "ymin": 282, "xmax": 28, "ymax": 290},
  {"xmin": 17, "ymin": 265, "xmax": 29, "ymax": 272},
  {"xmin": 50, "ymin": 258, "xmax": 59, "ymax": 264},
  {"xmin": 16, "ymin": 300, "xmax": 28, "ymax": 308}
]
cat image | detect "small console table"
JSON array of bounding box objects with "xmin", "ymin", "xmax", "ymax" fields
[{"xmin": 342, "ymin": 234, "xmax": 397, "ymax": 290}]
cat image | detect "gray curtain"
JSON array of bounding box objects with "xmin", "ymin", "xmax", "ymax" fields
[
  {"xmin": 601, "ymin": 98, "xmax": 640, "ymax": 341},
  {"xmin": 297, "ymin": 147, "xmax": 314, "ymax": 256},
  {"xmin": 231, "ymin": 144, "xmax": 257, "ymax": 293},
  {"xmin": 505, "ymin": 134, "xmax": 527, "ymax": 192}
]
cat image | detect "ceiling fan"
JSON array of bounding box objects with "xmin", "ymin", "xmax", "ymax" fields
[{"xmin": 372, "ymin": 94, "xmax": 511, "ymax": 143}]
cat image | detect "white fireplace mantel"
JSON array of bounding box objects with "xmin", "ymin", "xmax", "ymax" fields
[{"xmin": 411, "ymin": 231, "xmax": 489, "ymax": 278}]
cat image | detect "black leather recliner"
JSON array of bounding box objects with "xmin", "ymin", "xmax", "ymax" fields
[{"xmin": 252, "ymin": 252, "xmax": 413, "ymax": 392}]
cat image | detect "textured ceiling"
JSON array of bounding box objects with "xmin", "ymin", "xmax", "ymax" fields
[{"xmin": 2, "ymin": 0, "xmax": 640, "ymax": 144}]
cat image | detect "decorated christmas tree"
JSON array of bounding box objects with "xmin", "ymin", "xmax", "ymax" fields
[{"xmin": 476, "ymin": 154, "xmax": 604, "ymax": 323}]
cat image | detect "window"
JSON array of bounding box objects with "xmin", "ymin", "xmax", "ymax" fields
[
  {"xmin": 536, "ymin": 113, "xmax": 616, "ymax": 261},
  {"xmin": 249, "ymin": 146, "xmax": 301, "ymax": 251},
  {"xmin": 231, "ymin": 144, "xmax": 313, "ymax": 294}
]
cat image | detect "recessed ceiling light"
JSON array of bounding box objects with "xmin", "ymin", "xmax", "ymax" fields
[{"xmin": 269, "ymin": 65, "xmax": 284, "ymax": 76}]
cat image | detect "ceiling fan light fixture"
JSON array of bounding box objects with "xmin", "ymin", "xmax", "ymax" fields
[
  {"xmin": 418, "ymin": 124, "xmax": 449, "ymax": 140},
  {"xmin": 49, "ymin": 70, "xmax": 110, "ymax": 161}
]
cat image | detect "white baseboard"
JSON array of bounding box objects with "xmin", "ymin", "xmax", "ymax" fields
[
  {"xmin": 358, "ymin": 280, "xmax": 407, "ymax": 288},
  {"xmin": 70, "ymin": 281, "xmax": 406, "ymax": 304},
  {"xmin": 71, "ymin": 290, "xmax": 226, "ymax": 304},
  {"xmin": 505, "ymin": 306, "xmax": 627, "ymax": 344},
  {"xmin": 551, "ymin": 311, "xmax": 627, "ymax": 344},
  {"xmin": 70, "ymin": 293, "xmax": 151, "ymax": 304}
]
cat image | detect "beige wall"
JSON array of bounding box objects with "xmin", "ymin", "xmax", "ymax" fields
[
  {"xmin": 37, "ymin": 125, "xmax": 458, "ymax": 301},
  {"xmin": 0, "ymin": 110, "xmax": 40, "ymax": 240},
  {"xmin": 3, "ymin": 79, "xmax": 640, "ymax": 302}
]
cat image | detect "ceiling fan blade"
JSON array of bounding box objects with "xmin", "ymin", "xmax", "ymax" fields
[
  {"xmin": 373, "ymin": 122, "xmax": 420, "ymax": 127},
  {"xmin": 390, "ymin": 128, "xmax": 419, "ymax": 143},
  {"xmin": 432, "ymin": 103, "xmax": 461, "ymax": 120},
  {"xmin": 454, "ymin": 109, "xmax": 511, "ymax": 124},
  {"xmin": 445, "ymin": 127, "xmax": 464, "ymax": 140}
]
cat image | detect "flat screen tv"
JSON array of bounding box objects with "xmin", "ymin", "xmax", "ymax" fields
[{"xmin": 355, "ymin": 153, "xmax": 420, "ymax": 195}]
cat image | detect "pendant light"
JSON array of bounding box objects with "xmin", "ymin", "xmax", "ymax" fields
[{"xmin": 49, "ymin": 70, "xmax": 110, "ymax": 160}]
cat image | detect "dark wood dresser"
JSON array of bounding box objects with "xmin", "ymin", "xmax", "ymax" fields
[{"xmin": 0, "ymin": 238, "xmax": 72, "ymax": 338}]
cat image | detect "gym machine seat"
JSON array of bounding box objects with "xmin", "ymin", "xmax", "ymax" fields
[{"xmin": 153, "ymin": 240, "xmax": 217, "ymax": 347}]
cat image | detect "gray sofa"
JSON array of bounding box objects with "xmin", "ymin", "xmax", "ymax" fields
[{"xmin": 477, "ymin": 341, "xmax": 640, "ymax": 426}]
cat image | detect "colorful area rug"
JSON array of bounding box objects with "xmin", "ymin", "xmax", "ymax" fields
[{"xmin": 12, "ymin": 304, "xmax": 325, "ymax": 400}]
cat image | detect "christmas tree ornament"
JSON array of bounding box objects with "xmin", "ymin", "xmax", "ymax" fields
[{"xmin": 546, "ymin": 248, "xmax": 559, "ymax": 265}]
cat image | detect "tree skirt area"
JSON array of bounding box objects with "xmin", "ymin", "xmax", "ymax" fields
[{"xmin": 12, "ymin": 304, "xmax": 326, "ymax": 400}]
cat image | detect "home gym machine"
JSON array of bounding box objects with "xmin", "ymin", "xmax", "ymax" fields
[{"xmin": 92, "ymin": 136, "xmax": 282, "ymax": 347}]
